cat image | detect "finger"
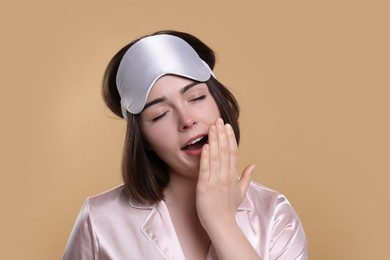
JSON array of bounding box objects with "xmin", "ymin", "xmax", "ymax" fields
[
  {"xmin": 225, "ymin": 123, "xmax": 238, "ymax": 178},
  {"xmin": 239, "ymin": 164, "xmax": 256, "ymax": 197},
  {"xmin": 198, "ymin": 144, "xmax": 210, "ymax": 183},
  {"xmin": 208, "ymin": 124, "xmax": 219, "ymax": 179},
  {"xmin": 216, "ymin": 118, "xmax": 229, "ymax": 179}
]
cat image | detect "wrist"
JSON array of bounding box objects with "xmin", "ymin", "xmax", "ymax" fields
[{"xmin": 204, "ymin": 215, "xmax": 239, "ymax": 240}]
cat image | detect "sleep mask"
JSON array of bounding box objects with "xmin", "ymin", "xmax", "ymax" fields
[{"xmin": 116, "ymin": 34, "xmax": 214, "ymax": 119}]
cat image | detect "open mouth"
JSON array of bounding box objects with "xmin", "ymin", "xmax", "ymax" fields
[{"xmin": 181, "ymin": 135, "xmax": 208, "ymax": 151}]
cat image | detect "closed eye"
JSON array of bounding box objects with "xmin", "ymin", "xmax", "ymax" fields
[
  {"xmin": 190, "ymin": 95, "xmax": 206, "ymax": 102},
  {"xmin": 152, "ymin": 112, "xmax": 168, "ymax": 122}
]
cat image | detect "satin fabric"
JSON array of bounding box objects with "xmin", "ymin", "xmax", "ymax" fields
[
  {"xmin": 116, "ymin": 34, "xmax": 213, "ymax": 117},
  {"xmin": 63, "ymin": 182, "xmax": 307, "ymax": 260}
]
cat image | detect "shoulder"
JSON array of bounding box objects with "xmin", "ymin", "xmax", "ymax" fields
[
  {"xmin": 87, "ymin": 184, "xmax": 129, "ymax": 210},
  {"xmin": 244, "ymin": 182, "xmax": 308, "ymax": 258},
  {"xmin": 247, "ymin": 181, "xmax": 281, "ymax": 197},
  {"xmin": 84, "ymin": 184, "xmax": 153, "ymax": 224},
  {"xmin": 83, "ymin": 185, "xmax": 132, "ymax": 222},
  {"xmin": 245, "ymin": 181, "xmax": 300, "ymax": 220},
  {"xmin": 86, "ymin": 184, "xmax": 145, "ymax": 216},
  {"xmin": 80, "ymin": 184, "xmax": 130, "ymax": 217},
  {"xmin": 246, "ymin": 181, "xmax": 283, "ymax": 207}
]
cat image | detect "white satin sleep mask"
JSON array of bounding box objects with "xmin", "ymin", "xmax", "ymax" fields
[{"xmin": 116, "ymin": 34, "xmax": 214, "ymax": 119}]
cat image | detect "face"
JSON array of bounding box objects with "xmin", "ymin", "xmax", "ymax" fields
[{"xmin": 140, "ymin": 75, "xmax": 220, "ymax": 178}]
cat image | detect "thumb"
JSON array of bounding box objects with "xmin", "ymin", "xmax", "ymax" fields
[{"xmin": 239, "ymin": 164, "xmax": 256, "ymax": 197}]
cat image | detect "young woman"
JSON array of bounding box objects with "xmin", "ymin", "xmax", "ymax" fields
[{"xmin": 63, "ymin": 30, "xmax": 308, "ymax": 260}]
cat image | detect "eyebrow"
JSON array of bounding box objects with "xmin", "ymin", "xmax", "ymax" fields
[
  {"xmin": 180, "ymin": 81, "xmax": 201, "ymax": 95},
  {"xmin": 143, "ymin": 81, "xmax": 202, "ymax": 111},
  {"xmin": 143, "ymin": 97, "xmax": 167, "ymax": 111}
]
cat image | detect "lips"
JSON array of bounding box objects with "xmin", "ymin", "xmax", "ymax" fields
[{"xmin": 181, "ymin": 135, "xmax": 208, "ymax": 151}]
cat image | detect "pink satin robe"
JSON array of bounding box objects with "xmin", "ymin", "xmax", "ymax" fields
[{"xmin": 63, "ymin": 182, "xmax": 307, "ymax": 259}]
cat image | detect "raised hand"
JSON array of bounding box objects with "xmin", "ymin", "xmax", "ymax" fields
[{"xmin": 196, "ymin": 118, "xmax": 256, "ymax": 233}]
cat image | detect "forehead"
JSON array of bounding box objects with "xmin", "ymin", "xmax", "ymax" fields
[{"xmin": 146, "ymin": 75, "xmax": 204, "ymax": 100}]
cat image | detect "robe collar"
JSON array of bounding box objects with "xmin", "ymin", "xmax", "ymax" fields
[
  {"xmin": 128, "ymin": 191, "xmax": 254, "ymax": 259},
  {"xmin": 128, "ymin": 190, "xmax": 254, "ymax": 211}
]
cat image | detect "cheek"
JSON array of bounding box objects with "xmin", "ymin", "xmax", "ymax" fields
[
  {"xmin": 199, "ymin": 98, "xmax": 220, "ymax": 121},
  {"xmin": 211, "ymin": 102, "xmax": 220, "ymax": 118},
  {"xmin": 143, "ymin": 125, "xmax": 175, "ymax": 153}
]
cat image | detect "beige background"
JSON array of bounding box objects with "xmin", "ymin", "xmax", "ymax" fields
[{"xmin": 1, "ymin": 0, "xmax": 389, "ymax": 259}]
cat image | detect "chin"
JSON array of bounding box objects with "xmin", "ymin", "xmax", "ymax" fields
[{"xmin": 170, "ymin": 164, "xmax": 200, "ymax": 179}]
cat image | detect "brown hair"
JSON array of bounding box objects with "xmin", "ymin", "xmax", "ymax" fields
[{"xmin": 102, "ymin": 30, "xmax": 240, "ymax": 204}]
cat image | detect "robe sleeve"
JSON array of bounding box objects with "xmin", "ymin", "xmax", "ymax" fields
[
  {"xmin": 269, "ymin": 195, "xmax": 308, "ymax": 260},
  {"xmin": 63, "ymin": 199, "xmax": 99, "ymax": 260}
]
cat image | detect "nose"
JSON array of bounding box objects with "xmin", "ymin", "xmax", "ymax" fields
[{"xmin": 177, "ymin": 107, "xmax": 197, "ymax": 131}]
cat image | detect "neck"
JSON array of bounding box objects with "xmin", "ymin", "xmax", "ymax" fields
[
  {"xmin": 163, "ymin": 171, "xmax": 212, "ymax": 259},
  {"xmin": 164, "ymin": 171, "xmax": 198, "ymax": 210}
]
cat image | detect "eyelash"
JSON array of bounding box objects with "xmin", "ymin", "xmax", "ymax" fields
[
  {"xmin": 151, "ymin": 95, "xmax": 207, "ymax": 122},
  {"xmin": 190, "ymin": 95, "xmax": 206, "ymax": 102},
  {"xmin": 152, "ymin": 112, "xmax": 167, "ymax": 122}
]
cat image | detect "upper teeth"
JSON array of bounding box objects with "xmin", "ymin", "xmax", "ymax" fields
[{"xmin": 188, "ymin": 137, "xmax": 203, "ymax": 146}]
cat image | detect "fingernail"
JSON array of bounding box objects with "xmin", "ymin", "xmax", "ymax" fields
[{"xmin": 217, "ymin": 118, "xmax": 223, "ymax": 125}]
